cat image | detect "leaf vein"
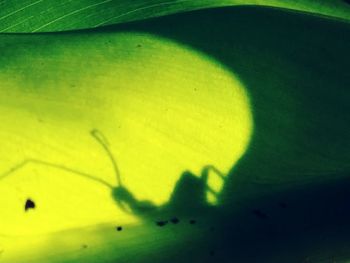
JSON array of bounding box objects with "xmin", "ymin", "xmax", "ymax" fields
[
  {"xmin": 0, "ymin": 0, "xmax": 44, "ymax": 22},
  {"xmin": 31, "ymin": 0, "xmax": 113, "ymax": 32}
]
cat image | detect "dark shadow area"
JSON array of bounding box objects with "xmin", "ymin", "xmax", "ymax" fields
[
  {"xmin": 212, "ymin": 171, "xmax": 350, "ymax": 262},
  {"xmin": 111, "ymin": 165, "xmax": 224, "ymax": 221}
]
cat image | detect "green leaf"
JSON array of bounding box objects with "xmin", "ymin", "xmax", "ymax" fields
[
  {"xmin": 0, "ymin": 0, "xmax": 350, "ymax": 32},
  {"xmin": 1, "ymin": 3, "xmax": 350, "ymax": 263}
]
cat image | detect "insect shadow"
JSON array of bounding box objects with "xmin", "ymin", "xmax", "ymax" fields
[{"xmin": 0, "ymin": 129, "xmax": 226, "ymax": 220}]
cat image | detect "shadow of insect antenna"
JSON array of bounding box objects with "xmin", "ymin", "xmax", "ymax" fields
[{"xmin": 0, "ymin": 129, "xmax": 149, "ymax": 214}]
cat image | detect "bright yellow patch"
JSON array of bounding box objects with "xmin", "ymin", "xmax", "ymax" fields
[{"xmin": 0, "ymin": 32, "xmax": 252, "ymax": 236}]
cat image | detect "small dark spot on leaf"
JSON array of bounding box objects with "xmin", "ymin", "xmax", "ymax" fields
[
  {"xmin": 156, "ymin": 221, "xmax": 168, "ymax": 227},
  {"xmin": 137, "ymin": 44, "xmax": 142, "ymax": 48},
  {"xmin": 189, "ymin": 219, "xmax": 196, "ymax": 225},
  {"xmin": 25, "ymin": 199, "xmax": 35, "ymax": 211},
  {"xmin": 170, "ymin": 217, "xmax": 180, "ymax": 224},
  {"xmin": 116, "ymin": 226, "xmax": 123, "ymax": 231},
  {"xmin": 82, "ymin": 244, "xmax": 88, "ymax": 249},
  {"xmin": 252, "ymin": 209, "xmax": 268, "ymax": 219}
]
